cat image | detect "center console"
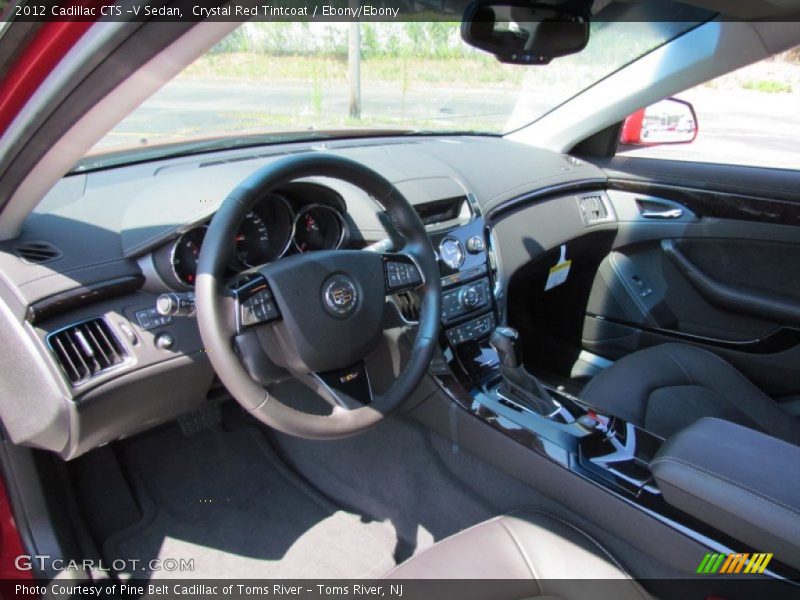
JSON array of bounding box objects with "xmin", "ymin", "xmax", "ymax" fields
[
  {"xmin": 424, "ymin": 212, "xmax": 800, "ymax": 581},
  {"xmin": 423, "ymin": 215, "xmax": 500, "ymax": 377}
]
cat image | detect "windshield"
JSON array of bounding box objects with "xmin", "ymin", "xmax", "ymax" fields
[{"xmin": 80, "ymin": 13, "xmax": 705, "ymax": 170}]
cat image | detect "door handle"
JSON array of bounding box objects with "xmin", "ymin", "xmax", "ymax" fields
[{"xmin": 640, "ymin": 208, "xmax": 684, "ymax": 219}]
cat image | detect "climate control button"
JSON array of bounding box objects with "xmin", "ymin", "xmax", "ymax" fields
[
  {"xmin": 459, "ymin": 286, "xmax": 480, "ymax": 308},
  {"xmin": 441, "ymin": 278, "xmax": 492, "ymax": 324}
]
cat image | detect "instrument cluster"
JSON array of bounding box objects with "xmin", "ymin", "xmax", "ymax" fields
[{"xmin": 164, "ymin": 186, "xmax": 348, "ymax": 288}]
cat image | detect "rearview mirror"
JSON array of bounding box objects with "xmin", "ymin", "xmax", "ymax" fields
[
  {"xmin": 461, "ymin": 1, "xmax": 590, "ymax": 65},
  {"xmin": 620, "ymin": 98, "xmax": 699, "ymax": 146}
]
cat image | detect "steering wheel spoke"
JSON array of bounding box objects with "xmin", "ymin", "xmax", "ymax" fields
[
  {"xmin": 381, "ymin": 252, "xmax": 425, "ymax": 295},
  {"xmin": 301, "ymin": 361, "xmax": 374, "ymax": 410},
  {"xmin": 232, "ymin": 275, "xmax": 282, "ymax": 333}
]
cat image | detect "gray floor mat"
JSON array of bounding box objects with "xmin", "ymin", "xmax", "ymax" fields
[
  {"xmin": 269, "ymin": 416, "xmax": 681, "ymax": 580},
  {"xmin": 103, "ymin": 426, "xmax": 398, "ymax": 579},
  {"xmin": 268, "ymin": 417, "xmax": 505, "ymax": 561}
]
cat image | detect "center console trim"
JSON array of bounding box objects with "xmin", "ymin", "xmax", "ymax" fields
[{"xmin": 426, "ymin": 365, "xmax": 799, "ymax": 582}]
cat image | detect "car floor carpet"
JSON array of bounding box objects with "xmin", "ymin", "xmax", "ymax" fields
[
  {"xmin": 100, "ymin": 406, "xmax": 680, "ymax": 582},
  {"xmin": 102, "ymin": 425, "xmax": 399, "ymax": 579},
  {"xmin": 267, "ymin": 413, "xmax": 685, "ymax": 581}
]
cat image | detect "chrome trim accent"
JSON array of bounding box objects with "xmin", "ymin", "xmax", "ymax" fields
[
  {"xmin": 465, "ymin": 192, "xmax": 482, "ymax": 218},
  {"xmin": 576, "ymin": 350, "xmax": 614, "ymax": 371},
  {"xmin": 587, "ymin": 422, "xmax": 660, "ymax": 494},
  {"xmin": 388, "ymin": 295, "xmax": 420, "ymax": 326},
  {"xmin": 168, "ymin": 224, "xmax": 207, "ymax": 290},
  {"xmin": 494, "ymin": 388, "xmax": 562, "ymax": 420},
  {"xmin": 487, "ymin": 226, "xmax": 506, "ymax": 322},
  {"xmin": 292, "ymin": 203, "xmax": 347, "ymax": 253},
  {"xmin": 45, "ymin": 317, "xmax": 132, "ymax": 387},
  {"xmin": 577, "ymin": 191, "xmax": 617, "ymax": 226},
  {"xmin": 437, "ymin": 236, "xmax": 465, "ymax": 270}
]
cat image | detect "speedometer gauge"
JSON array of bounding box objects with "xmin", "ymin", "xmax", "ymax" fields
[
  {"xmin": 233, "ymin": 195, "xmax": 294, "ymax": 267},
  {"xmin": 293, "ymin": 205, "xmax": 346, "ymax": 253},
  {"xmin": 171, "ymin": 227, "xmax": 206, "ymax": 286},
  {"xmin": 235, "ymin": 211, "xmax": 271, "ymax": 267}
]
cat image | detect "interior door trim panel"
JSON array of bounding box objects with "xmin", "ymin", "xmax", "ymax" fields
[
  {"xmin": 662, "ymin": 239, "xmax": 800, "ymax": 326},
  {"xmin": 608, "ymin": 178, "xmax": 800, "ymax": 227},
  {"xmin": 586, "ymin": 314, "xmax": 800, "ymax": 355},
  {"xmin": 598, "ymin": 156, "xmax": 800, "ymax": 204}
]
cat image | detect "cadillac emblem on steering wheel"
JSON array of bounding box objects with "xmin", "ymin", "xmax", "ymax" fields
[{"xmin": 322, "ymin": 275, "xmax": 359, "ymax": 318}]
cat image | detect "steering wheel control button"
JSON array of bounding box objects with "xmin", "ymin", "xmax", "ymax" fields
[
  {"xmin": 466, "ymin": 235, "xmax": 485, "ymax": 253},
  {"xmin": 135, "ymin": 306, "xmax": 173, "ymax": 331},
  {"xmin": 384, "ymin": 257, "xmax": 423, "ymax": 292},
  {"xmin": 154, "ymin": 332, "xmax": 175, "ymax": 350},
  {"xmin": 441, "ymin": 278, "xmax": 492, "ymax": 324},
  {"xmin": 239, "ymin": 285, "xmax": 279, "ymax": 328},
  {"xmin": 322, "ymin": 275, "xmax": 359, "ymax": 318}
]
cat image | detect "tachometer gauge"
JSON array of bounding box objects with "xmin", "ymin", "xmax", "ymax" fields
[
  {"xmin": 171, "ymin": 227, "xmax": 206, "ymax": 286},
  {"xmin": 293, "ymin": 205, "xmax": 346, "ymax": 253},
  {"xmin": 438, "ymin": 237, "xmax": 465, "ymax": 270}
]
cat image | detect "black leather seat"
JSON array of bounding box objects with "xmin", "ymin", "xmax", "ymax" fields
[
  {"xmin": 580, "ymin": 343, "xmax": 800, "ymax": 445},
  {"xmin": 386, "ymin": 511, "xmax": 648, "ymax": 599}
]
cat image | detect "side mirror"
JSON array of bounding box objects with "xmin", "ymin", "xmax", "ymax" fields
[
  {"xmin": 620, "ymin": 98, "xmax": 698, "ymax": 146},
  {"xmin": 461, "ymin": 1, "xmax": 590, "ymax": 65}
]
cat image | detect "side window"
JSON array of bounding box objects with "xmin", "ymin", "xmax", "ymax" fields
[{"xmin": 616, "ymin": 46, "xmax": 799, "ymax": 170}]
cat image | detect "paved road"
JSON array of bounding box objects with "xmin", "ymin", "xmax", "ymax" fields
[
  {"xmin": 100, "ymin": 79, "xmax": 520, "ymax": 143},
  {"xmin": 100, "ymin": 81, "xmax": 799, "ymax": 170}
]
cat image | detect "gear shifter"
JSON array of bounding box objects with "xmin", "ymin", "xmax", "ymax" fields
[
  {"xmin": 489, "ymin": 327, "xmax": 523, "ymax": 369},
  {"xmin": 489, "ymin": 326, "xmax": 559, "ymax": 416}
]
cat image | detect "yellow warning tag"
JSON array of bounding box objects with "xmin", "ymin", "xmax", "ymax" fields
[{"xmin": 545, "ymin": 244, "xmax": 571, "ymax": 291}]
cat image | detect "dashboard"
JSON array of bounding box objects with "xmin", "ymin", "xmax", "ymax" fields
[
  {"xmin": 152, "ymin": 183, "xmax": 350, "ymax": 290},
  {"xmin": 0, "ymin": 135, "xmax": 609, "ymax": 459}
]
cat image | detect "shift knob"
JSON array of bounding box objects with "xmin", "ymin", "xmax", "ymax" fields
[{"xmin": 489, "ymin": 326, "xmax": 522, "ymax": 369}]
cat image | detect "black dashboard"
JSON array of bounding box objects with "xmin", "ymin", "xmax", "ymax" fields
[{"xmin": 0, "ymin": 135, "xmax": 611, "ymax": 459}]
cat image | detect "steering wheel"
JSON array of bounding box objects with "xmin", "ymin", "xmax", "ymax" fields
[{"xmin": 195, "ymin": 153, "xmax": 441, "ymax": 439}]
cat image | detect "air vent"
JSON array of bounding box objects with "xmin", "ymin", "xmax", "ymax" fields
[
  {"xmin": 394, "ymin": 291, "xmax": 421, "ymax": 323},
  {"xmin": 414, "ymin": 196, "xmax": 467, "ymax": 226},
  {"xmin": 578, "ymin": 194, "xmax": 609, "ymax": 225},
  {"xmin": 14, "ymin": 241, "xmax": 62, "ymax": 264},
  {"xmin": 48, "ymin": 318, "xmax": 129, "ymax": 385}
]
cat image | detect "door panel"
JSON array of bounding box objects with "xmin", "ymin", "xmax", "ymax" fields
[{"xmin": 583, "ymin": 158, "xmax": 800, "ymax": 398}]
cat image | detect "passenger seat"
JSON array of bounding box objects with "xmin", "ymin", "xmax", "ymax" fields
[{"xmin": 579, "ymin": 343, "xmax": 800, "ymax": 445}]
